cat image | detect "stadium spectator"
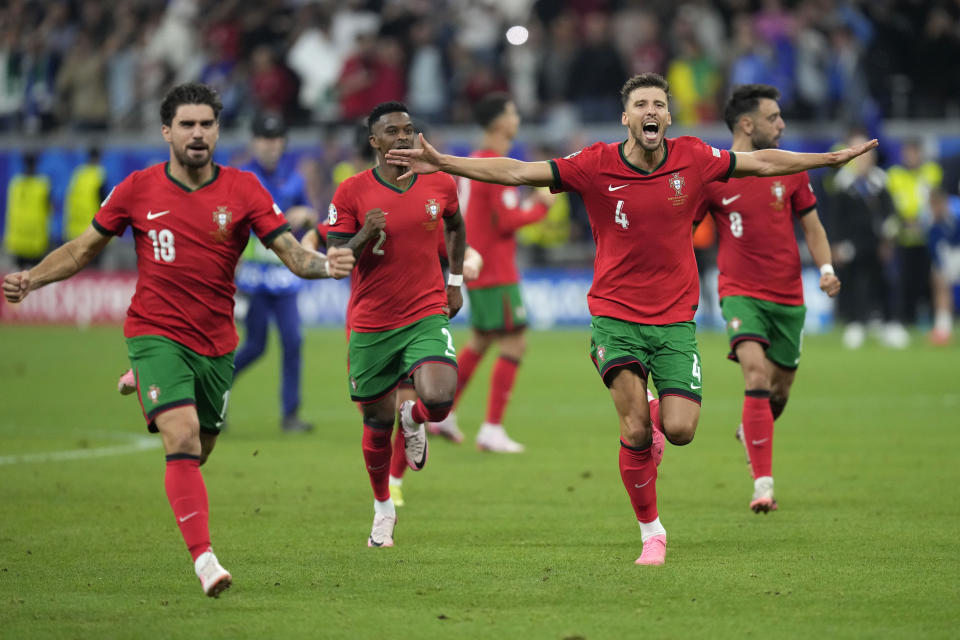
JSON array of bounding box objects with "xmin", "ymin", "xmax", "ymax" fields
[
  {"xmin": 326, "ymin": 101, "xmax": 465, "ymax": 549},
  {"xmin": 829, "ymin": 131, "xmax": 900, "ymax": 349},
  {"xmin": 3, "ymin": 151, "xmax": 52, "ymax": 269},
  {"xmin": 64, "ymin": 146, "xmax": 107, "ymax": 242},
  {"xmin": 233, "ymin": 113, "xmax": 318, "ymax": 433},
  {"xmin": 336, "ymin": 32, "xmax": 405, "ymax": 123},
  {"xmin": 887, "ymin": 139, "xmax": 942, "ymax": 329},
  {"xmin": 3, "ymin": 83, "xmax": 354, "ymax": 598},
  {"xmin": 54, "ymin": 31, "xmax": 109, "ymax": 131},
  {"xmin": 386, "ymin": 72, "xmax": 877, "ymax": 566},
  {"xmin": 927, "ymin": 187, "xmax": 960, "ymax": 344},
  {"xmin": 429, "ymin": 93, "xmax": 553, "ymax": 453},
  {"xmin": 696, "ymin": 84, "xmax": 840, "ymax": 514},
  {"xmin": 286, "ymin": 7, "xmax": 342, "ymax": 124},
  {"xmin": 247, "ymin": 45, "xmax": 297, "ymax": 119}
]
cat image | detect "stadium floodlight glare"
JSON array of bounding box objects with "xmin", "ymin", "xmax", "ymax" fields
[{"xmin": 505, "ymin": 25, "xmax": 529, "ymax": 46}]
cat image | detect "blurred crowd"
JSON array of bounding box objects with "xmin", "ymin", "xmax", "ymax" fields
[{"xmin": 2, "ymin": 0, "xmax": 960, "ymax": 133}]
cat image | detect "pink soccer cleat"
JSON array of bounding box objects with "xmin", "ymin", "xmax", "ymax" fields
[
  {"xmin": 368, "ymin": 513, "xmax": 397, "ymax": 548},
  {"xmin": 118, "ymin": 369, "xmax": 136, "ymax": 395},
  {"xmin": 194, "ymin": 550, "xmax": 232, "ymax": 598},
  {"xmin": 750, "ymin": 476, "xmax": 778, "ymax": 514},
  {"xmin": 635, "ymin": 534, "xmax": 667, "ymax": 566}
]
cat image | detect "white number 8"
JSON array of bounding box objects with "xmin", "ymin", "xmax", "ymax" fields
[{"xmin": 729, "ymin": 212, "xmax": 743, "ymax": 238}]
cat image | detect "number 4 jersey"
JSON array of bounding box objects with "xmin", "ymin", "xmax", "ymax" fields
[
  {"xmin": 696, "ymin": 172, "xmax": 816, "ymax": 305},
  {"xmin": 93, "ymin": 163, "xmax": 290, "ymax": 356},
  {"xmin": 327, "ymin": 168, "xmax": 460, "ymax": 332}
]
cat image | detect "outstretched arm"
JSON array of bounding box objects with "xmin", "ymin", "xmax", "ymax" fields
[
  {"xmin": 799, "ymin": 209, "xmax": 841, "ymax": 297},
  {"xmin": 270, "ymin": 231, "xmax": 354, "ymax": 279},
  {"xmin": 732, "ymin": 139, "xmax": 879, "ymax": 178},
  {"xmin": 3, "ymin": 225, "xmax": 110, "ymax": 303},
  {"xmin": 386, "ymin": 133, "xmax": 556, "ymax": 187}
]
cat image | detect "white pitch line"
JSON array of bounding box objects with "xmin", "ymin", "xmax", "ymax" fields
[{"xmin": 0, "ymin": 435, "xmax": 161, "ymax": 466}]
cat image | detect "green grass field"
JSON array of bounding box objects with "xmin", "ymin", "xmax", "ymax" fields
[{"xmin": 1, "ymin": 325, "xmax": 958, "ymax": 639}]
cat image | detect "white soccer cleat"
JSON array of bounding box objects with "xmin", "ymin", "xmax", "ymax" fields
[
  {"xmin": 476, "ymin": 422, "xmax": 525, "ymax": 453},
  {"xmin": 368, "ymin": 513, "xmax": 397, "ymax": 548},
  {"xmin": 427, "ymin": 412, "xmax": 464, "ymax": 443},
  {"xmin": 750, "ymin": 476, "xmax": 778, "ymax": 514},
  {"xmin": 399, "ymin": 400, "xmax": 428, "ymax": 470},
  {"xmin": 118, "ymin": 369, "xmax": 136, "ymax": 395},
  {"xmin": 194, "ymin": 550, "xmax": 232, "ymax": 598}
]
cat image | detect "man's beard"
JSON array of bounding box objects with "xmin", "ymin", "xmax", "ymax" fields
[{"xmin": 174, "ymin": 145, "xmax": 211, "ymax": 168}]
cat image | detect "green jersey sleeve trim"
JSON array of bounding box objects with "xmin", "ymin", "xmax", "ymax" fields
[{"xmin": 260, "ymin": 223, "xmax": 291, "ymax": 247}]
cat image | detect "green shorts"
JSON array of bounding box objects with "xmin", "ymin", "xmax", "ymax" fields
[
  {"xmin": 348, "ymin": 314, "xmax": 457, "ymax": 402},
  {"xmin": 467, "ymin": 283, "xmax": 527, "ymax": 332},
  {"xmin": 589, "ymin": 316, "xmax": 702, "ymax": 403},
  {"xmin": 721, "ymin": 295, "xmax": 805, "ymax": 369},
  {"xmin": 126, "ymin": 335, "xmax": 234, "ymax": 434}
]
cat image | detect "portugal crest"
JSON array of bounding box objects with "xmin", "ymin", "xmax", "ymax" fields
[
  {"xmin": 667, "ymin": 172, "xmax": 688, "ymax": 207},
  {"xmin": 148, "ymin": 384, "xmax": 161, "ymax": 404},
  {"xmin": 425, "ymin": 198, "xmax": 440, "ymax": 220},
  {"xmin": 770, "ymin": 181, "xmax": 786, "ymax": 211},
  {"xmin": 597, "ymin": 345, "xmax": 606, "ymax": 363},
  {"xmin": 210, "ymin": 206, "xmax": 233, "ymax": 242}
]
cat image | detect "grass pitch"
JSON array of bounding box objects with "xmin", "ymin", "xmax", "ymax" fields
[{"xmin": 1, "ymin": 325, "xmax": 957, "ymax": 639}]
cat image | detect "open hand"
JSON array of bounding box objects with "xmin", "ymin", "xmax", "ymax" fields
[
  {"xmin": 828, "ymin": 138, "xmax": 879, "ymax": 168},
  {"xmin": 385, "ymin": 133, "xmax": 444, "ymax": 181}
]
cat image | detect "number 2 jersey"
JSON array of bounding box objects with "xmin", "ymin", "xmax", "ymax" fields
[
  {"xmin": 93, "ymin": 163, "xmax": 290, "ymax": 356},
  {"xmin": 327, "ymin": 168, "xmax": 460, "ymax": 332},
  {"xmin": 696, "ymin": 172, "xmax": 816, "ymax": 305},
  {"xmin": 549, "ymin": 137, "xmax": 735, "ymax": 324}
]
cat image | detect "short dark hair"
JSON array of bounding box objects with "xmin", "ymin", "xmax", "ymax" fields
[
  {"xmin": 620, "ymin": 73, "xmax": 670, "ymax": 108},
  {"xmin": 367, "ymin": 101, "xmax": 410, "ymax": 134},
  {"xmin": 723, "ymin": 84, "xmax": 780, "ymax": 132},
  {"xmin": 473, "ymin": 92, "xmax": 512, "ymax": 129},
  {"xmin": 160, "ymin": 83, "xmax": 223, "ymax": 126}
]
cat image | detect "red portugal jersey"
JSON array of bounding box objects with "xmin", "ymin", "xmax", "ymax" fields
[
  {"xmin": 327, "ymin": 168, "xmax": 459, "ymax": 332},
  {"xmin": 94, "ymin": 163, "xmax": 289, "ymax": 356},
  {"xmin": 697, "ymin": 172, "xmax": 817, "ymax": 305},
  {"xmin": 550, "ymin": 137, "xmax": 735, "ymax": 324},
  {"xmin": 459, "ymin": 150, "xmax": 548, "ymax": 288}
]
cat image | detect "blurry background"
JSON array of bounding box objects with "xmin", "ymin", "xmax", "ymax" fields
[{"xmin": 2, "ymin": 0, "xmax": 959, "ymax": 343}]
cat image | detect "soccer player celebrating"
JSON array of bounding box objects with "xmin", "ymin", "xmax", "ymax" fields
[
  {"xmin": 386, "ymin": 73, "xmax": 876, "ymax": 565},
  {"xmin": 428, "ymin": 92, "xmax": 553, "ymax": 453},
  {"xmin": 326, "ymin": 102, "xmax": 466, "ymax": 548},
  {"xmin": 696, "ymin": 84, "xmax": 841, "ymax": 514},
  {"xmin": 2, "ymin": 83, "xmax": 354, "ymax": 597}
]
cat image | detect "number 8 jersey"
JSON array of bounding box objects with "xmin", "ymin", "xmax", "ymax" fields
[
  {"xmin": 327, "ymin": 168, "xmax": 460, "ymax": 332},
  {"xmin": 94, "ymin": 163, "xmax": 290, "ymax": 356}
]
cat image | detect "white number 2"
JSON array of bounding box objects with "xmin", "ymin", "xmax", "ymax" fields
[
  {"xmin": 372, "ymin": 230, "xmax": 386, "ymax": 255},
  {"xmin": 440, "ymin": 327, "xmax": 456, "ymax": 357},
  {"xmin": 614, "ymin": 200, "xmax": 629, "ymax": 229},
  {"xmin": 148, "ymin": 229, "xmax": 176, "ymax": 262},
  {"xmin": 729, "ymin": 212, "xmax": 743, "ymax": 238}
]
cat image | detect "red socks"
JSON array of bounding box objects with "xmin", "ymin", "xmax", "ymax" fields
[
  {"xmin": 619, "ymin": 442, "xmax": 658, "ymax": 523},
  {"xmin": 742, "ymin": 389, "xmax": 774, "ymax": 478},
  {"xmin": 453, "ymin": 346, "xmax": 482, "ymax": 405},
  {"xmin": 164, "ymin": 456, "xmax": 210, "ymax": 561},
  {"xmin": 410, "ymin": 397, "xmax": 452, "ymax": 424},
  {"xmin": 487, "ymin": 356, "xmax": 519, "ymax": 425},
  {"xmin": 389, "ymin": 421, "xmax": 407, "ymax": 479},
  {"xmin": 362, "ymin": 423, "xmax": 393, "ymax": 501}
]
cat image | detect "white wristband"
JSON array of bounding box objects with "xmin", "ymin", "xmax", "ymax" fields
[
  {"xmin": 819, "ymin": 264, "xmax": 835, "ymax": 277},
  {"xmin": 447, "ymin": 273, "xmax": 463, "ymax": 287}
]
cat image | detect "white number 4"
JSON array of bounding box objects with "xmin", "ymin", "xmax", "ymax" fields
[{"xmin": 614, "ymin": 200, "xmax": 629, "ymax": 229}]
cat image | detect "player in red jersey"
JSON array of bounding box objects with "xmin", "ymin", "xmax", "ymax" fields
[
  {"xmin": 387, "ymin": 73, "xmax": 876, "ymax": 566},
  {"xmin": 2, "ymin": 83, "xmax": 354, "ymax": 597},
  {"xmin": 428, "ymin": 93, "xmax": 553, "ymax": 453},
  {"xmin": 696, "ymin": 85, "xmax": 841, "ymax": 514},
  {"xmin": 326, "ymin": 102, "xmax": 466, "ymax": 548}
]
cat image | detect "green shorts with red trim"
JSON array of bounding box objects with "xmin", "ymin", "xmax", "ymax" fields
[
  {"xmin": 589, "ymin": 316, "xmax": 702, "ymax": 403},
  {"xmin": 720, "ymin": 295, "xmax": 805, "ymax": 370},
  {"xmin": 466, "ymin": 283, "xmax": 527, "ymax": 332}
]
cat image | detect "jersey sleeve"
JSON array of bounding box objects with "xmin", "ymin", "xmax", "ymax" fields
[
  {"xmin": 245, "ymin": 175, "xmax": 290, "ymax": 246},
  {"xmin": 686, "ymin": 137, "xmax": 736, "ymax": 184},
  {"xmin": 792, "ymin": 172, "xmax": 817, "ymax": 216},
  {"xmin": 327, "ymin": 178, "xmax": 360, "ymax": 238},
  {"xmin": 92, "ymin": 173, "xmax": 136, "ymax": 236},
  {"xmin": 548, "ymin": 142, "xmax": 602, "ymax": 195}
]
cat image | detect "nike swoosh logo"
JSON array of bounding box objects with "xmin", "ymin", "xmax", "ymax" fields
[
  {"xmin": 608, "ymin": 184, "xmax": 629, "ymax": 191},
  {"xmin": 634, "ymin": 477, "xmax": 653, "ymax": 488},
  {"xmin": 751, "ymin": 438, "xmax": 769, "ymax": 446},
  {"xmin": 367, "ymin": 463, "xmax": 387, "ymax": 471},
  {"xmin": 690, "ymin": 384, "xmax": 701, "ymax": 390},
  {"xmin": 178, "ymin": 511, "xmax": 199, "ymax": 523},
  {"xmin": 721, "ymin": 195, "xmax": 741, "ymax": 206},
  {"xmin": 146, "ymin": 210, "xmax": 171, "ymax": 220}
]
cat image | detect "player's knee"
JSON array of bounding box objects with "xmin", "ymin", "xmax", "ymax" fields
[
  {"xmin": 663, "ymin": 418, "xmax": 697, "ymax": 446},
  {"xmin": 621, "ymin": 414, "xmax": 653, "ymax": 448},
  {"xmin": 742, "ymin": 364, "xmax": 769, "ymax": 391},
  {"xmin": 770, "ymin": 395, "xmax": 788, "ymax": 420}
]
